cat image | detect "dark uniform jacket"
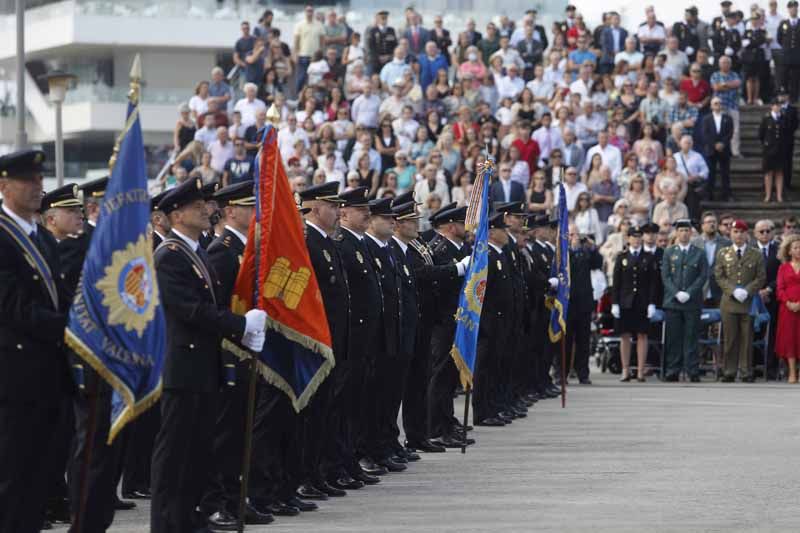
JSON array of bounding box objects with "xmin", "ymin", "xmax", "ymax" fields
[
  {"xmin": 0, "ymin": 214, "xmax": 71, "ymax": 403},
  {"xmin": 154, "ymin": 231, "xmax": 246, "ymax": 393},
  {"xmin": 365, "ymin": 233, "xmax": 400, "ymax": 359},
  {"xmin": 777, "ymin": 19, "xmax": 800, "ymax": 65},
  {"xmin": 429, "ymin": 233, "xmax": 469, "ymax": 325},
  {"xmin": 661, "ymin": 244, "xmax": 709, "ymax": 310},
  {"xmin": 713, "ymin": 245, "xmax": 767, "ymax": 314},
  {"xmin": 612, "ymin": 248, "xmax": 659, "ymax": 310},
  {"xmin": 527, "ymin": 240, "xmax": 554, "ymax": 327},
  {"xmin": 568, "ymin": 245, "xmax": 603, "ymax": 316},
  {"xmin": 337, "ymin": 228, "xmax": 383, "ymax": 364},
  {"xmin": 480, "ymin": 244, "xmax": 515, "ymax": 338},
  {"xmin": 741, "ymin": 28, "xmax": 767, "ymax": 64},
  {"xmin": 759, "ymin": 112, "xmax": 787, "ymax": 158},
  {"xmin": 367, "ymin": 25, "xmax": 398, "ymax": 71},
  {"xmin": 305, "ymin": 224, "xmax": 349, "ymax": 360},
  {"xmin": 709, "ymin": 25, "xmax": 741, "ymax": 61},
  {"xmin": 389, "ymin": 238, "xmax": 418, "ymax": 358}
]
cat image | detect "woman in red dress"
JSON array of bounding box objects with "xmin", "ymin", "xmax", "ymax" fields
[{"xmin": 775, "ymin": 235, "xmax": 800, "ymax": 383}]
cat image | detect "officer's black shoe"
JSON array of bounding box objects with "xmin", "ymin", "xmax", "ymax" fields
[
  {"xmin": 402, "ymin": 449, "xmax": 421, "ymax": 461},
  {"xmin": 41, "ymin": 520, "xmax": 53, "ymax": 530},
  {"xmin": 114, "ymin": 497, "xmax": 137, "ymax": 511},
  {"xmin": 741, "ymin": 376, "xmax": 755, "ymax": 383},
  {"xmin": 476, "ymin": 417, "xmax": 505, "ymax": 427},
  {"xmin": 207, "ymin": 510, "xmax": 237, "ymax": 531},
  {"xmin": 358, "ymin": 458, "xmax": 389, "ymax": 476},
  {"xmin": 297, "ymin": 483, "xmax": 328, "ymax": 500},
  {"xmin": 579, "ymin": 378, "xmax": 592, "ymax": 385},
  {"xmin": 720, "ymin": 375, "xmax": 735, "ymax": 383},
  {"xmin": 431, "ymin": 435, "xmax": 466, "ymax": 448},
  {"xmin": 330, "ymin": 476, "xmax": 364, "ymax": 491},
  {"xmin": 351, "ymin": 470, "xmax": 381, "ymax": 485},
  {"xmin": 663, "ymin": 374, "xmax": 679, "ymax": 382},
  {"xmin": 244, "ymin": 504, "xmax": 275, "ymax": 524},
  {"xmin": 122, "ymin": 489, "xmax": 152, "ymax": 499},
  {"xmin": 265, "ymin": 501, "xmax": 300, "ymax": 516},
  {"xmin": 284, "ymin": 496, "xmax": 318, "ymax": 512},
  {"xmin": 377, "ymin": 457, "xmax": 408, "ymax": 472},
  {"xmin": 406, "ymin": 439, "xmax": 446, "ymax": 453},
  {"xmin": 449, "ymin": 431, "xmax": 476, "ymax": 445},
  {"xmin": 390, "ymin": 454, "xmax": 408, "ymax": 464},
  {"xmin": 497, "ymin": 412, "xmax": 515, "ymax": 422},
  {"xmin": 512, "ymin": 406, "xmax": 528, "ymax": 418},
  {"xmin": 689, "ymin": 375, "xmax": 701, "ymax": 383},
  {"xmin": 315, "ymin": 480, "xmax": 347, "ymax": 497}
]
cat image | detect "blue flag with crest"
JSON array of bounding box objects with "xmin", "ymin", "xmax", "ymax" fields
[
  {"xmin": 449, "ymin": 161, "xmax": 492, "ymax": 390},
  {"xmin": 547, "ymin": 183, "xmax": 570, "ymax": 342},
  {"xmin": 65, "ymin": 99, "xmax": 166, "ymax": 443}
]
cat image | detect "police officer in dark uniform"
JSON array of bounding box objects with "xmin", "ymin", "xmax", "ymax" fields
[
  {"xmin": 673, "ymin": 7, "xmax": 703, "ymax": 62},
  {"xmin": 199, "ymin": 182, "xmax": 221, "ymax": 249},
  {"xmin": 426, "ymin": 206, "xmax": 473, "ymax": 447},
  {"xmin": 367, "ymin": 10, "xmax": 398, "ymax": 74},
  {"xmin": 419, "ymin": 201, "xmax": 456, "ymax": 243},
  {"xmin": 77, "ymin": 176, "xmax": 109, "ymax": 241},
  {"xmin": 335, "ymin": 186, "xmax": 388, "ymax": 481},
  {"xmin": 709, "ymin": 11, "xmax": 742, "ymax": 68},
  {"xmin": 150, "ymin": 177, "xmax": 267, "ymax": 533},
  {"xmin": 198, "ymin": 181, "xmax": 275, "ymax": 525},
  {"xmin": 0, "ymin": 149, "xmax": 72, "ymax": 533},
  {"xmin": 778, "ymin": 89, "xmax": 799, "ymax": 189},
  {"xmin": 530, "ymin": 217, "xmax": 561, "ymax": 398},
  {"xmin": 474, "ymin": 213, "xmax": 516, "ymax": 427},
  {"xmin": 149, "ymin": 190, "xmax": 170, "ymax": 250},
  {"xmin": 711, "ymin": 0, "xmax": 733, "ymax": 35},
  {"xmin": 393, "ymin": 193, "xmax": 465, "ymax": 454},
  {"xmin": 777, "ymin": 1, "xmax": 800, "ymax": 103},
  {"xmin": 611, "ymin": 227, "xmax": 659, "ymax": 382}
]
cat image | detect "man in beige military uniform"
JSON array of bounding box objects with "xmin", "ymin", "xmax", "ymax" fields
[{"xmin": 713, "ymin": 219, "xmax": 766, "ymax": 382}]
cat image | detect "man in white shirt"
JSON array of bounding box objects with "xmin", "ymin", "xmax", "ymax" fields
[
  {"xmin": 569, "ymin": 63, "xmax": 595, "ymax": 103},
  {"xmin": 765, "ymin": 0, "xmax": 784, "ymax": 50},
  {"xmin": 380, "ymin": 46, "xmax": 412, "ymax": 88},
  {"xmin": 193, "ymin": 114, "xmax": 217, "ymax": 149},
  {"xmin": 495, "ymin": 64, "xmax": 525, "ymax": 100},
  {"xmin": 553, "ymin": 166, "xmax": 588, "ymax": 211},
  {"xmin": 637, "ymin": 8, "xmax": 667, "ymax": 55},
  {"xmin": 378, "ymin": 79, "xmax": 409, "ymax": 120},
  {"xmin": 673, "ymin": 134, "xmax": 709, "ymax": 193},
  {"xmin": 277, "ymin": 115, "xmax": 310, "ymax": 162},
  {"xmin": 347, "ymin": 130, "xmax": 383, "ymax": 173},
  {"xmin": 350, "ymin": 81, "xmax": 381, "ymax": 129},
  {"xmin": 490, "ymin": 34, "xmax": 525, "ymax": 72},
  {"xmin": 233, "ymin": 83, "xmax": 267, "ymax": 128},
  {"xmin": 531, "ymin": 112, "xmax": 564, "ymax": 166},
  {"xmin": 574, "ymin": 101, "xmax": 606, "ymax": 148},
  {"xmin": 663, "ymin": 36, "xmax": 689, "ymax": 75},
  {"xmin": 615, "ymin": 36, "xmax": 645, "ymax": 69},
  {"xmin": 208, "ymin": 127, "xmax": 235, "ymax": 173},
  {"xmin": 583, "ymin": 131, "xmax": 621, "ymax": 179}
]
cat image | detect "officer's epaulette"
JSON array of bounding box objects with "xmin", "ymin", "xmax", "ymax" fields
[{"xmin": 222, "ymin": 235, "xmax": 232, "ymax": 248}]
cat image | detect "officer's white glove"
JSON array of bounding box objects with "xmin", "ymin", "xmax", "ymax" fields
[
  {"xmin": 611, "ymin": 304, "xmax": 621, "ymax": 319},
  {"xmin": 733, "ymin": 287, "xmax": 748, "ymax": 302},
  {"xmin": 242, "ymin": 330, "xmax": 265, "ymax": 352},
  {"xmin": 686, "ymin": 46, "xmax": 695, "ymax": 56},
  {"xmin": 456, "ymin": 255, "xmax": 471, "ymax": 276},
  {"xmin": 741, "ymin": 39, "xmax": 751, "ymax": 48},
  {"xmin": 676, "ymin": 291, "xmax": 690, "ymax": 304},
  {"xmin": 244, "ymin": 309, "xmax": 267, "ymax": 336},
  {"xmin": 647, "ymin": 304, "xmax": 656, "ymax": 319},
  {"xmin": 548, "ymin": 277, "xmax": 559, "ymax": 290},
  {"xmin": 724, "ymin": 47, "xmax": 734, "ymax": 56}
]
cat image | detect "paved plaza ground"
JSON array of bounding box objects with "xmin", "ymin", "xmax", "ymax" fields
[{"xmin": 75, "ymin": 371, "xmax": 800, "ymax": 532}]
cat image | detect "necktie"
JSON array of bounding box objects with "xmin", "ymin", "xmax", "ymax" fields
[
  {"xmin": 29, "ymin": 230, "xmax": 46, "ymax": 255},
  {"xmin": 633, "ymin": 250, "xmax": 639, "ymax": 259},
  {"xmin": 197, "ymin": 246, "xmax": 211, "ymax": 269},
  {"xmin": 737, "ymin": 249, "xmax": 742, "ymax": 260},
  {"xmin": 762, "ymin": 247, "xmax": 768, "ymax": 260}
]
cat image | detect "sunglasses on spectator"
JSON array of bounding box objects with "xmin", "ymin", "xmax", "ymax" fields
[
  {"xmin": 757, "ymin": 229, "xmax": 772, "ymax": 234},
  {"xmin": 786, "ymin": 224, "xmax": 798, "ymax": 230}
]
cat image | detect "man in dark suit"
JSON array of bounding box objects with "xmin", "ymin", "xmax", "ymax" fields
[
  {"xmin": 403, "ymin": 12, "xmax": 430, "ymax": 56},
  {"xmin": 778, "ymin": 89, "xmax": 799, "ymax": 189},
  {"xmin": 426, "ymin": 206, "xmax": 473, "ymax": 447},
  {"xmin": 464, "ymin": 18, "xmax": 482, "ymax": 46},
  {"xmin": 490, "ymin": 163, "xmax": 526, "ymax": 204},
  {"xmin": 777, "ymin": 1, "xmax": 800, "ymax": 103},
  {"xmin": 335, "ymin": 187, "xmax": 386, "ymax": 482},
  {"xmin": 150, "ymin": 177, "xmax": 267, "ymax": 533},
  {"xmin": 0, "ymin": 150, "xmax": 72, "ymax": 533},
  {"xmin": 516, "ymin": 25, "xmax": 545, "ymax": 79},
  {"xmin": 557, "ymin": 224, "xmax": 603, "ymax": 385},
  {"xmin": 701, "ymin": 97, "xmax": 734, "ymax": 200},
  {"xmin": 600, "ymin": 12, "xmax": 628, "ymax": 74},
  {"xmin": 753, "ymin": 220, "xmax": 782, "ymax": 380}
]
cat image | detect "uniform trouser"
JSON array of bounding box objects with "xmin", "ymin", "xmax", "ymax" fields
[
  {"xmin": 784, "ymin": 138, "xmax": 796, "ymax": 188},
  {"xmin": 298, "ymin": 379, "xmax": 333, "ymax": 484},
  {"xmin": 68, "ymin": 391, "xmax": 121, "ymax": 533},
  {"xmin": 382, "ymin": 351, "xmax": 413, "ymax": 457},
  {"xmin": 427, "ymin": 321, "xmax": 459, "ymax": 438},
  {"xmin": 150, "ymin": 390, "xmax": 216, "ymax": 533},
  {"xmin": 721, "ymin": 311, "xmax": 754, "ymax": 379},
  {"xmin": 47, "ymin": 395, "xmax": 74, "ymax": 513},
  {"xmin": 707, "ymin": 151, "xmax": 731, "ymax": 200},
  {"xmin": 403, "ymin": 323, "xmax": 433, "ymax": 444},
  {"xmin": 321, "ymin": 361, "xmax": 355, "ymax": 479},
  {"xmin": 249, "ymin": 385, "xmax": 298, "ymax": 505},
  {"xmin": 121, "ymin": 399, "xmax": 159, "ymax": 495},
  {"xmin": 349, "ymin": 357, "xmax": 371, "ymax": 465},
  {"xmin": 0, "ymin": 402, "xmax": 63, "ymax": 533},
  {"xmin": 562, "ymin": 311, "xmax": 592, "ymax": 381},
  {"xmin": 201, "ymin": 366, "xmax": 248, "ymax": 515},
  {"xmin": 782, "ymin": 64, "xmax": 800, "ymax": 103},
  {"xmin": 472, "ymin": 334, "xmax": 494, "ymax": 423},
  {"xmin": 664, "ymin": 308, "xmax": 702, "ymax": 378}
]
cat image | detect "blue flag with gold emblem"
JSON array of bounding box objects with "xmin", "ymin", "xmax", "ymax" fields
[
  {"xmin": 449, "ymin": 161, "xmax": 492, "ymax": 390},
  {"xmin": 547, "ymin": 183, "xmax": 570, "ymax": 342},
  {"xmin": 65, "ymin": 100, "xmax": 166, "ymax": 443}
]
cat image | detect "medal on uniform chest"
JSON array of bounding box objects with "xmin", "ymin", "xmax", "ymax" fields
[
  {"xmin": 403, "ymin": 264, "xmax": 410, "ymax": 276},
  {"xmin": 497, "ymin": 260, "xmax": 503, "ymax": 270},
  {"xmin": 238, "ymin": 255, "xmax": 243, "ymax": 265},
  {"xmin": 323, "ymin": 249, "xmax": 332, "ymax": 263},
  {"xmin": 356, "ymin": 250, "xmax": 364, "ymax": 264},
  {"xmin": 622, "ymin": 258, "xmax": 628, "ymax": 267},
  {"xmin": 375, "ymin": 257, "xmax": 382, "ymax": 269}
]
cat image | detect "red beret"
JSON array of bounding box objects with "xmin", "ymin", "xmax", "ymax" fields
[{"xmin": 732, "ymin": 219, "xmax": 749, "ymax": 231}]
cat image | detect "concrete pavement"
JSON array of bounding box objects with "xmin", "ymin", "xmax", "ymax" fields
[{"xmin": 67, "ymin": 371, "xmax": 800, "ymax": 532}]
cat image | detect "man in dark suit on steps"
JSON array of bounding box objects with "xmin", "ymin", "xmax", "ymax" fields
[{"xmin": 701, "ymin": 97, "xmax": 734, "ymax": 201}]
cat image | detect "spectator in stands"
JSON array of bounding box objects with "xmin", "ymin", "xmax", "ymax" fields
[
  {"xmin": 351, "ymin": 80, "xmax": 381, "ymax": 129},
  {"xmin": 189, "ymin": 81, "xmax": 210, "ymax": 122},
  {"xmin": 759, "ymin": 100, "xmax": 788, "ymax": 203},
  {"xmin": 234, "ymin": 21, "xmax": 256, "ymax": 77},
  {"xmin": 701, "ymin": 97, "xmax": 734, "ymax": 201},
  {"xmin": 569, "ymin": 62, "xmax": 595, "ymax": 103},
  {"xmin": 584, "ymin": 130, "xmax": 622, "ymax": 180},
  {"xmin": 208, "ymin": 126, "xmax": 234, "ymax": 174},
  {"xmin": 599, "ymin": 12, "xmax": 628, "ymax": 75},
  {"xmin": 615, "ymin": 36, "xmax": 644, "ymax": 70},
  {"xmin": 638, "ymin": 7, "xmax": 667, "ymax": 56},
  {"xmin": 233, "ymin": 83, "xmax": 266, "ymax": 128},
  {"xmin": 710, "ymin": 55, "xmax": 742, "ymax": 157},
  {"xmin": 590, "ymin": 166, "xmax": 620, "ymax": 224},
  {"xmin": 573, "ymin": 191, "xmax": 603, "ymax": 243},
  {"xmin": 490, "ymin": 162, "xmax": 526, "ymax": 204},
  {"xmin": 367, "ymin": 10, "xmax": 398, "ymax": 74},
  {"xmin": 496, "ymin": 64, "xmax": 525, "ymax": 100},
  {"xmin": 638, "ymin": 82, "xmax": 670, "ymax": 141},
  {"xmin": 415, "ymin": 163, "xmax": 450, "ymax": 206},
  {"xmin": 775, "ymin": 234, "xmax": 800, "ymax": 382},
  {"xmin": 208, "ymin": 67, "xmax": 232, "ymax": 111},
  {"xmin": 511, "ymin": 120, "xmax": 540, "ymax": 175},
  {"xmin": 669, "ymin": 91, "xmax": 699, "ymax": 137},
  {"xmin": 531, "ymin": 112, "xmax": 563, "ymax": 167},
  {"xmin": 403, "ymin": 12, "xmax": 429, "ymax": 56},
  {"xmin": 528, "ymin": 170, "xmax": 553, "ymax": 214},
  {"xmin": 575, "ymin": 100, "xmax": 604, "ymax": 148},
  {"xmin": 294, "ymin": 5, "xmax": 326, "ymax": 93},
  {"xmin": 277, "ymin": 115, "xmax": 309, "ymax": 161},
  {"xmin": 323, "ymin": 10, "xmax": 348, "ymax": 58},
  {"xmin": 673, "ymin": 135, "xmax": 708, "ymax": 217},
  {"xmin": 380, "ymin": 45, "xmax": 412, "ymax": 88},
  {"xmin": 560, "ymin": 128, "xmax": 584, "ymax": 172},
  {"xmin": 193, "ymin": 113, "xmax": 216, "ymax": 149},
  {"xmin": 554, "ymin": 166, "xmax": 588, "ymax": 211},
  {"xmin": 222, "ymin": 139, "xmax": 254, "ymax": 186},
  {"xmin": 517, "ymin": 24, "xmax": 545, "ymax": 79},
  {"xmin": 652, "ymin": 179, "xmax": 689, "ymax": 226},
  {"xmin": 624, "ymin": 173, "xmax": 653, "ymax": 226},
  {"xmin": 173, "ymin": 103, "xmax": 196, "ymax": 154},
  {"xmin": 654, "ymin": 156, "xmax": 687, "ymax": 203}
]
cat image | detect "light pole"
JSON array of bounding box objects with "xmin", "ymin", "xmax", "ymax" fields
[
  {"xmin": 15, "ymin": 0, "xmax": 26, "ymax": 149},
  {"xmin": 39, "ymin": 71, "xmax": 76, "ymax": 187}
]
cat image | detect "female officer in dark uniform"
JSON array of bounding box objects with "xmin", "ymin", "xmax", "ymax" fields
[
  {"xmin": 759, "ymin": 99, "xmax": 787, "ymax": 203},
  {"xmin": 611, "ymin": 226, "xmax": 659, "ymax": 382}
]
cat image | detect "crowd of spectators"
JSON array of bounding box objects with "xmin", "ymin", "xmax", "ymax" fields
[{"xmin": 162, "ymin": 2, "xmax": 799, "ymax": 284}]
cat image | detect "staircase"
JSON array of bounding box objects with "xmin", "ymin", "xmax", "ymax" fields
[{"xmin": 700, "ymin": 105, "xmax": 800, "ymax": 225}]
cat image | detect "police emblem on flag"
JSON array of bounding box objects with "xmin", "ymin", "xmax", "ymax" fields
[{"xmin": 95, "ymin": 233, "xmax": 159, "ymax": 337}]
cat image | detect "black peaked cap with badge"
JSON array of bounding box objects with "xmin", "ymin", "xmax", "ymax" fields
[
  {"xmin": 368, "ymin": 197, "xmax": 398, "ymax": 217},
  {"xmin": 488, "ymin": 212, "xmax": 508, "ymax": 229},
  {"xmin": 202, "ymin": 181, "xmax": 220, "ymax": 201},
  {"xmin": 430, "ymin": 205, "xmax": 467, "ymax": 225},
  {"xmin": 392, "ymin": 190, "xmax": 419, "ymax": 207},
  {"xmin": 0, "ymin": 148, "xmax": 46, "ymax": 178},
  {"xmin": 158, "ymin": 177, "xmax": 205, "ymax": 215},
  {"xmin": 213, "ymin": 180, "xmax": 255, "ymax": 207},
  {"xmin": 628, "ymin": 226, "xmax": 644, "ymax": 237},
  {"xmin": 642, "ymin": 222, "xmax": 660, "ymax": 234},
  {"xmin": 150, "ymin": 190, "xmax": 168, "ymax": 212},
  {"xmin": 428, "ymin": 201, "xmax": 457, "ymax": 224},
  {"xmin": 338, "ymin": 186, "xmax": 371, "ymax": 207},
  {"xmin": 674, "ymin": 219, "xmax": 694, "ymax": 229},
  {"xmin": 392, "ymin": 201, "xmax": 421, "ymax": 220},
  {"xmin": 40, "ymin": 184, "xmax": 82, "ymax": 212},
  {"xmin": 296, "ymin": 181, "xmax": 342, "ymax": 204},
  {"xmin": 526, "ymin": 214, "xmax": 550, "ymax": 229},
  {"xmin": 493, "ymin": 201, "xmax": 526, "ymax": 216},
  {"xmin": 78, "ymin": 176, "xmax": 109, "ymax": 200}
]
